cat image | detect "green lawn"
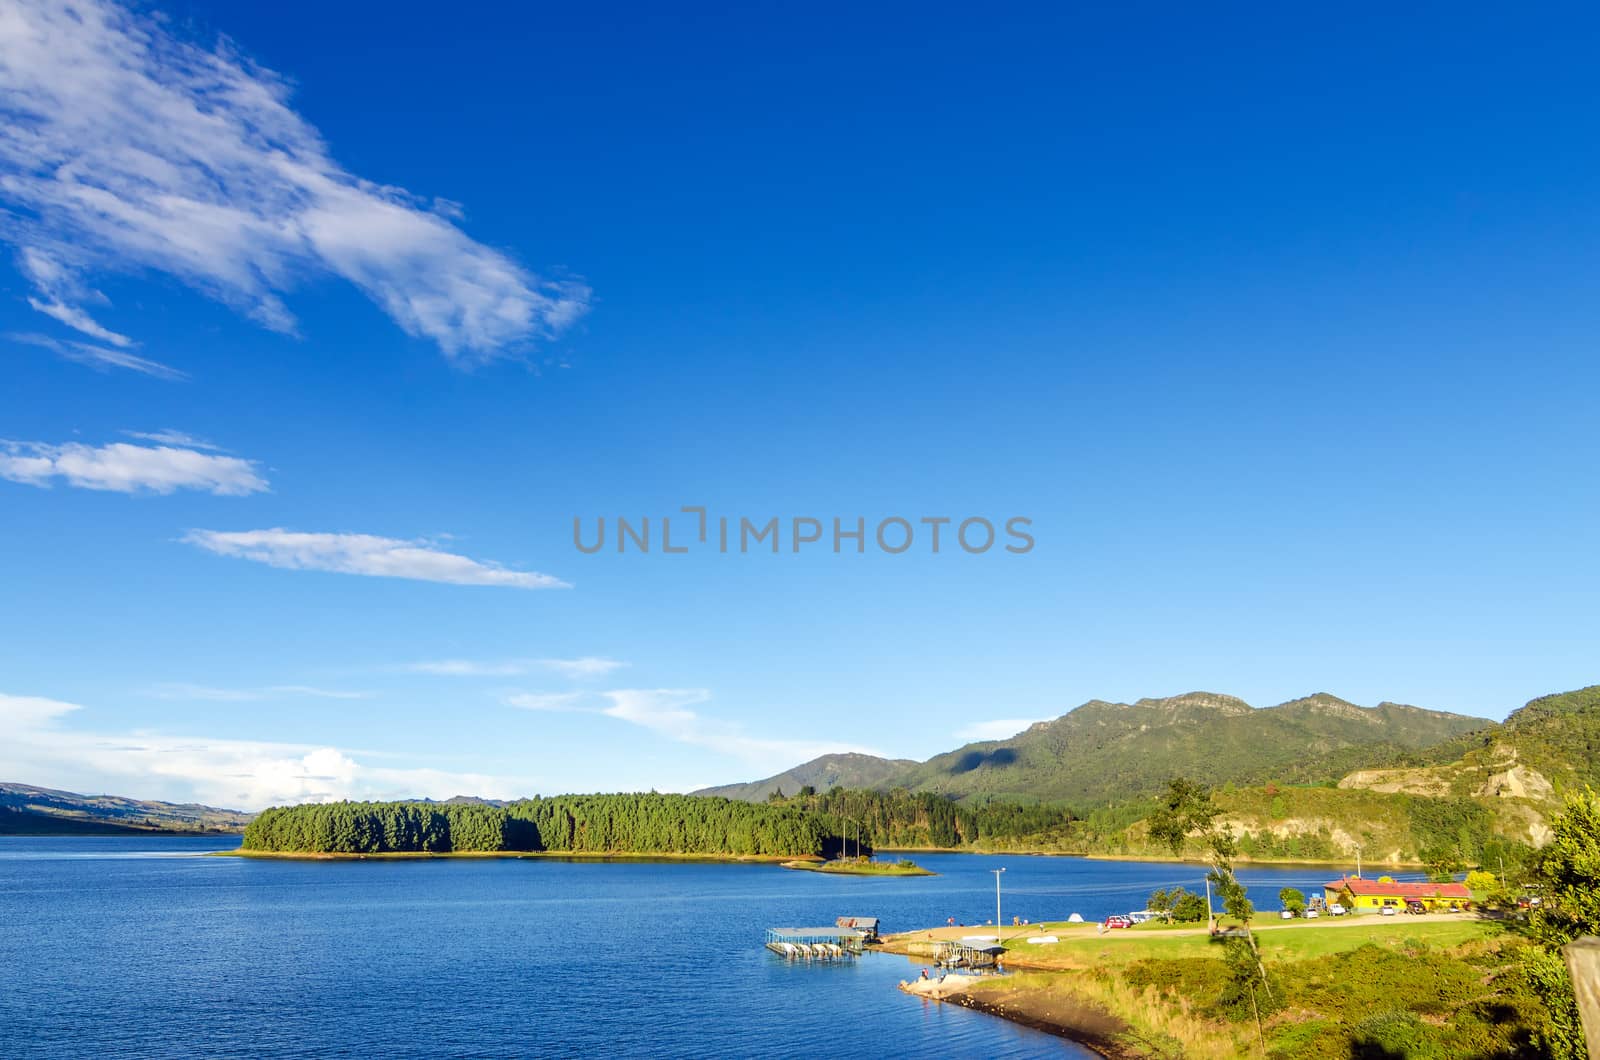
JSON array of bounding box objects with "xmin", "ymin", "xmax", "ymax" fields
[{"xmin": 997, "ymin": 916, "xmax": 1498, "ymax": 969}]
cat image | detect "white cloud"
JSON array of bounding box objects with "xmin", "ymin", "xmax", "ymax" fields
[
  {"xmin": 148, "ymin": 683, "xmax": 372, "ymax": 702},
  {"xmin": 184, "ymin": 528, "xmax": 569, "ymax": 589},
  {"xmin": 123, "ymin": 429, "xmax": 220, "ymax": 450},
  {"xmin": 0, "ymin": 0, "xmax": 588, "ymax": 361},
  {"xmin": 0, "ymin": 439, "xmax": 267, "ymax": 494},
  {"xmin": 538, "ymin": 657, "xmax": 629, "ymax": 679},
  {"xmin": 0, "ymin": 691, "xmax": 529, "ymax": 809},
  {"xmin": 506, "ymin": 692, "xmax": 587, "ymax": 712},
  {"xmin": 600, "ymin": 688, "xmax": 879, "ymax": 771},
  {"xmin": 404, "ymin": 656, "xmax": 625, "ymax": 677},
  {"xmin": 10, "ymin": 332, "xmax": 186, "ymax": 379},
  {"xmin": 407, "ymin": 659, "xmax": 530, "ymax": 677},
  {"xmin": 954, "ymin": 718, "xmax": 1052, "ymax": 741}
]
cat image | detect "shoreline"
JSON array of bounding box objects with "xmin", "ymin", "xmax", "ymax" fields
[
  {"xmin": 896, "ymin": 968, "xmax": 1130, "ymax": 1057},
  {"xmin": 781, "ymin": 858, "xmax": 936, "ymax": 876},
  {"xmin": 948, "ymin": 984, "xmax": 1132, "ymax": 1058},
  {"xmin": 215, "ymin": 848, "xmax": 814, "ymax": 863},
  {"xmin": 877, "ymin": 846, "xmax": 1427, "ymax": 869}
]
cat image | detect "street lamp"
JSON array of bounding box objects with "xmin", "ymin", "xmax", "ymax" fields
[
  {"xmin": 1354, "ymin": 844, "xmax": 1363, "ymax": 880},
  {"xmin": 992, "ymin": 867, "xmax": 1006, "ymax": 938}
]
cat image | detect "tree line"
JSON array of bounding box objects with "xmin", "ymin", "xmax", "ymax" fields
[
  {"xmin": 768, "ymin": 786, "xmax": 1078, "ymax": 849},
  {"xmin": 241, "ymin": 793, "xmax": 848, "ymax": 857}
]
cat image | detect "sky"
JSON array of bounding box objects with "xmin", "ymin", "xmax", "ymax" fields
[{"xmin": 2, "ymin": 1, "xmax": 1598, "ymax": 810}]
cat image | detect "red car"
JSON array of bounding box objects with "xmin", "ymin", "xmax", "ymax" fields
[{"xmin": 1103, "ymin": 915, "xmax": 1132, "ymax": 930}]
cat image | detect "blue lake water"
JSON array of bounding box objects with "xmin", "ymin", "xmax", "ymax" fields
[{"xmin": 0, "ymin": 837, "xmax": 1382, "ymax": 1057}]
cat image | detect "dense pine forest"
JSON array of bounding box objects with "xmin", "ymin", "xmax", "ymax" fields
[
  {"xmin": 770, "ymin": 787, "xmax": 1079, "ymax": 849},
  {"xmin": 240, "ymin": 793, "xmax": 850, "ymax": 857}
]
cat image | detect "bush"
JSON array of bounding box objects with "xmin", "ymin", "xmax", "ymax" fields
[
  {"xmin": 1515, "ymin": 948, "xmax": 1587, "ymax": 1060},
  {"xmin": 1350, "ymin": 1010, "xmax": 1431, "ymax": 1059}
]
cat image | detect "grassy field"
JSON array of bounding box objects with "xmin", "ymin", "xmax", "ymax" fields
[
  {"xmin": 887, "ymin": 914, "xmax": 1554, "ymax": 1058},
  {"xmin": 889, "ymin": 915, "xmax": 1494, "ymax": 969},
  {"xmin": 1019, "ymin": 917, "xmax": 1490, "ymax": 968}
]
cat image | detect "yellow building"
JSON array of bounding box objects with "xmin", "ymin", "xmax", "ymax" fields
[{"xmin": 1323, "ymin": 876, "xmax": 1471, "ymax": 912}]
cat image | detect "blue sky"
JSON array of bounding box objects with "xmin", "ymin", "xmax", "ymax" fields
[{"xmin": 2, "ymin": 1, "xmax": 1597, "ymax": 808}]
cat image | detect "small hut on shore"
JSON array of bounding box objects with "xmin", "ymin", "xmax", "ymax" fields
[{"xmin": 835, "ymin": 916, "xmax": 880, "ymax": 942}]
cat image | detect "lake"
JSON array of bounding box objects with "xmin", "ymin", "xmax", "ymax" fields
[{"xmin": 0, "ymin": 837, "xmax": 1368, "ymax": 1057}]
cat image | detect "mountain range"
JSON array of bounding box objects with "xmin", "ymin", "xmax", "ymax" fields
[
  {"xmin": 0, "ymin": 782, "xmax": 251, "ymax": 835},
  {"xmin": 695, "ymin": 691, "xmax": 1495, "ymax": 808}
]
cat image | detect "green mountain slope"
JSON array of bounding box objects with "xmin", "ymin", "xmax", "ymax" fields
[
  {"xmin": 700, "ymin": 692, "xmax": 1491, "ymax": 810},
  {"xmin": 897, "ymin": 692, "xmax": 1490, "ymax": 807}
]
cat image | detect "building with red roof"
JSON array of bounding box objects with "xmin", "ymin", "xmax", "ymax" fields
[{"xmin": 1323, "ymin": 876, "xmax": 1471, "ymax": 912}]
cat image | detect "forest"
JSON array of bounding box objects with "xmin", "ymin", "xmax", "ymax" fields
[
  {"xmin": 769, "ymin": 786, "xmax": 1079, "ymax": 849},
  {"xmin": 241, "ymin": 793, "xmax": 849, "ymax": 857}
]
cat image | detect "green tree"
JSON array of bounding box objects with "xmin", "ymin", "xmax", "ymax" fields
[
  {"xmin": 1148, "ymin": 778, "xmax": 1272, "ymax": 1016},
  {"xmin": 1421, "ymin": 843, "xmax": 1464, "ymax": 882},
  {"xmin": 1515, "ymin": 787, "xmax": 1600, "ymax": 1060},
  {"xmin": 1278, "ymin": 887, "xmax": 1305, "ymax": 916},
  {"xmin": 1530, "ymin": 787, "xmax": 1600, "ymax": 947}
]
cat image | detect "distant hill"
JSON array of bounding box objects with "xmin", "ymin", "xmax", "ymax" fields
[
  {"xmin": 0, "ymin": 782, "xmax": 251, "ymax": 835},
  {"xmin": 713, "ymin": 685, "xmax": 1600, "ymax": 864},
  {"xmin": 698, "ymin": 692, "xmax": 1491, "ymax": 809},
  {"xmin": 693, "ymin": 752, "xmax": 916, "ymax": 802}
]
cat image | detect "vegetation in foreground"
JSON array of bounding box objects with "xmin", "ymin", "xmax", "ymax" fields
[
  {"xmin": 241, "ymin": 793, "xmax": 854, "ymax": 858},
  {"xmin": 953, "ymin": 783, "xmax": 1600, "ymax": 1059}
]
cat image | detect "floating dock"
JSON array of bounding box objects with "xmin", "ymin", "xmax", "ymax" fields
[{"xmin": 764, "ymin": 926, "xmax": 869, "ymax": 960}]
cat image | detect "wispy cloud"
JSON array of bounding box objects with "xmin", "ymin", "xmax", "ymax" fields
[
  {"xmin": 0, "ymin": 691, "xmax": 527, "ymax": 810},
  {"xmin": 954, "ymin": 718, "xmax": 1053, "ymax": 742},
  {"xmin": 0, "ymin": 439, "xmax": 267, "ymax": 495},
  {"xmin": 405, "ymin": 656, "xmax": 625, "ymax": 677},
  {"xmin": 0, "ymin": 0, "xmax": 588, "ymax": 361},
  {"xmin": 599, "ymin": 688, "xmax": 879, "ymax": 770},
  {"xmin": 539, "ymin": 657, "xmax": 628, "ymax": 679},
  {"xmin": 122, "ymin": 429, "xmax": 221, "ymax": 450},
  {"xmin": 184, "ymin": 529, "xmax": 568, "ymax": 589},
  {"xmin": 148, "ymin": 683, "xmax": 372, "ymax": 702},
  {"xmin": 9, "ymin": 332, "xmax": 187, "ymax": 379},
  {"xmin": 505, "ymin": 692, "xmax": 588, "ymax": 712}
]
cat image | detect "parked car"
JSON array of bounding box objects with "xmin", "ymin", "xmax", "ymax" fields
[
  {"xmin": 1328, "ymin": 903, "xmax": 1347, "ymax": 917},
  {"xmin": 1103, "ymin": 915, "xmax": 1131, "ymax": 930},
  {"xmin": 1304, "ymin": 908, "xmax": 1319, "ymax": 919},
  {"xmin": 1381, "ymin": 905, "xmax": 1398, "ymax": 916},
  {"xmin": 1404, "ymin": 900, "xmax": 1426, "ymax": 915},
  {"xmin": 1280, "ymin": 909, "xmax": 1294, "ymax": 919}
]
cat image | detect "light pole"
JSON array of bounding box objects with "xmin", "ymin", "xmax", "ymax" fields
[
  {"xmin": 992, "ymin": 867, "xmax": 1006, "ymax": 938},
  {"xmin": 1355, "ymin": 844, "xmax": 1363, "ymax": 880}
]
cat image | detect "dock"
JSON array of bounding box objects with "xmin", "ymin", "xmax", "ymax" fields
[{"xmin": 764, "ymin": 926, "xmax": 870, "ymax": 960}]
